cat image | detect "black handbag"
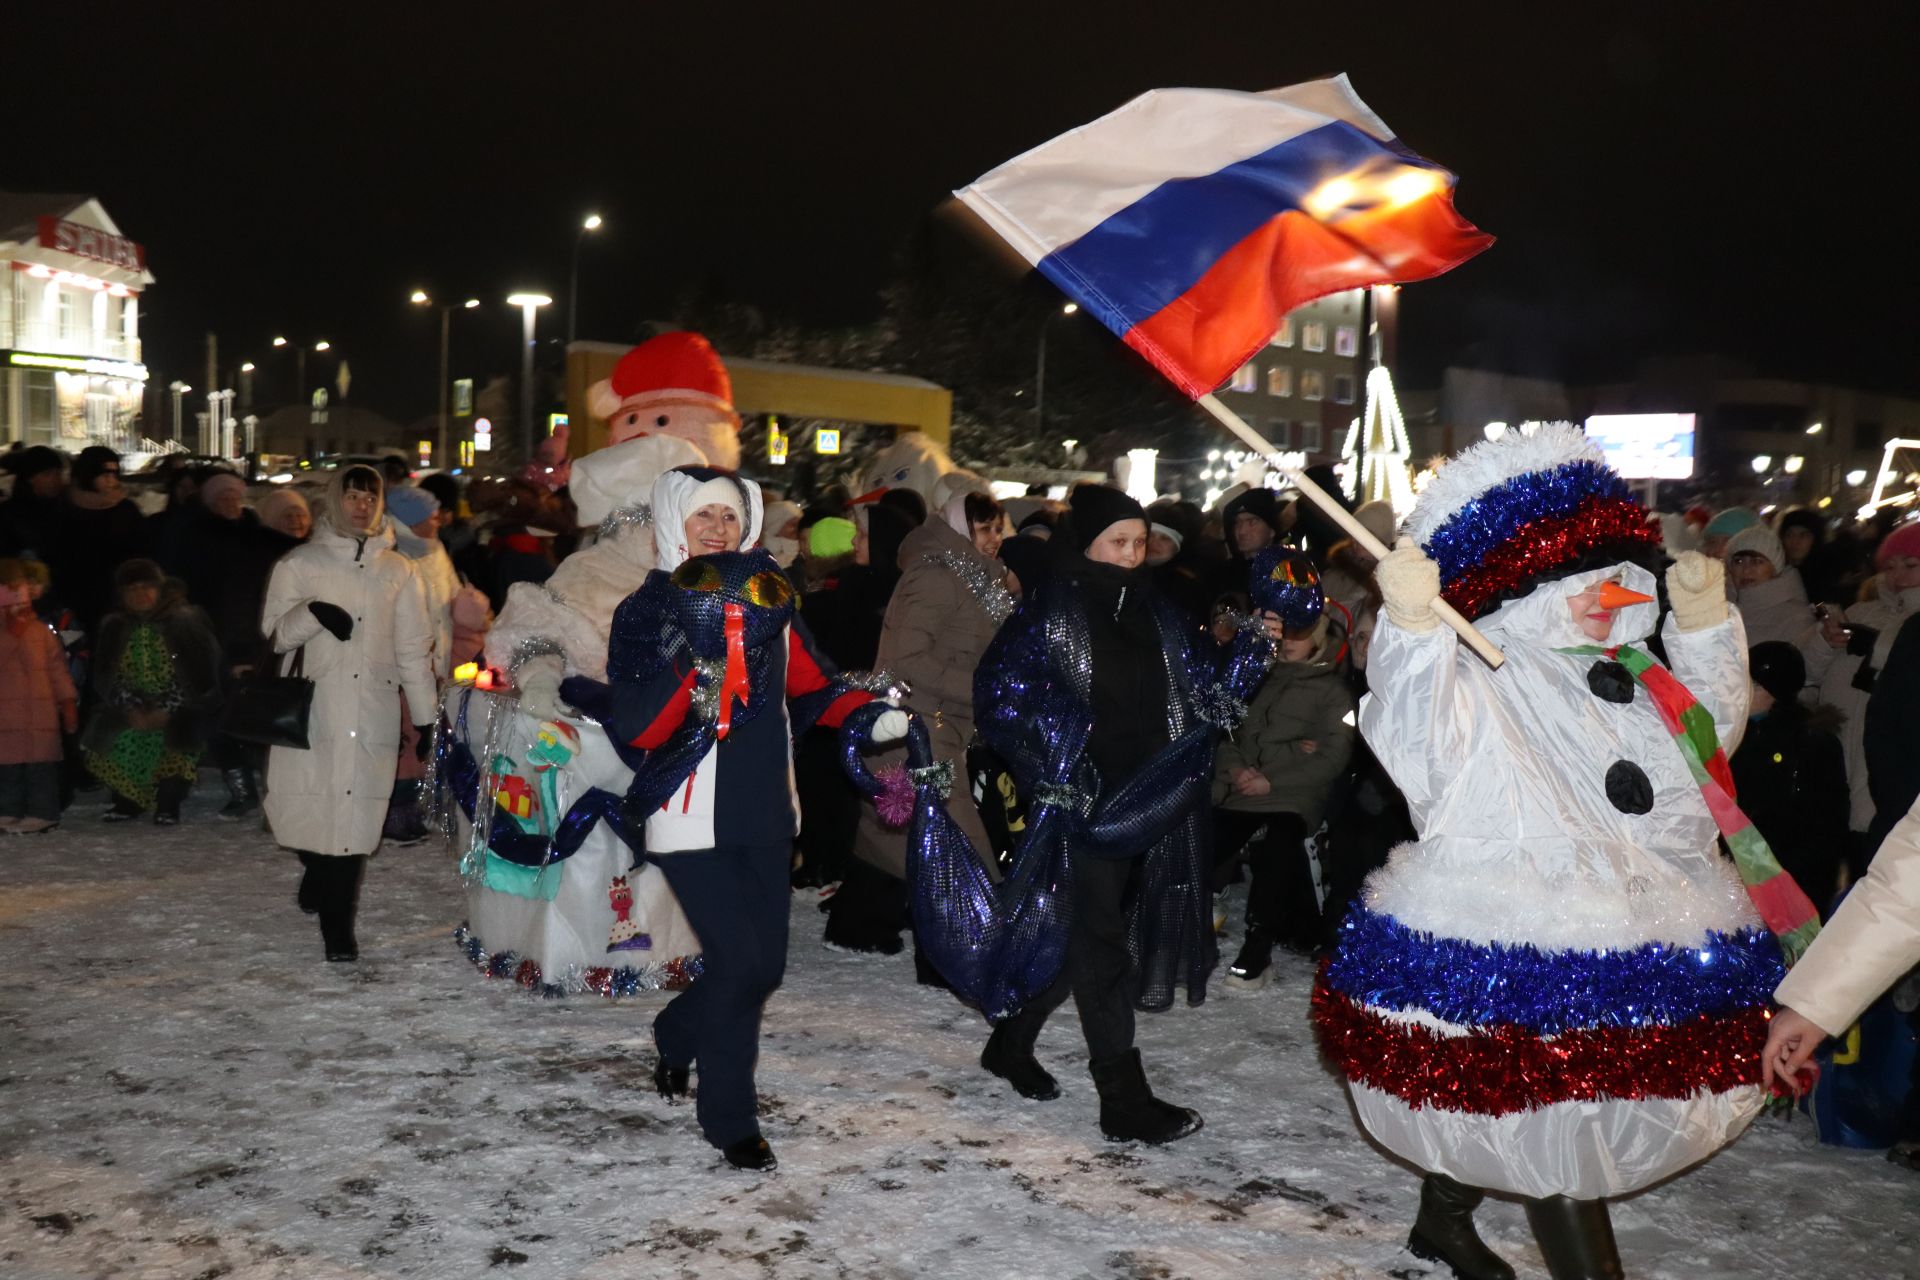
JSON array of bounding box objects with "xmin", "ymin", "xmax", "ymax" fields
[{"xmin": 222, "ymin": 647, "xmax": 315, "ymax": 749}]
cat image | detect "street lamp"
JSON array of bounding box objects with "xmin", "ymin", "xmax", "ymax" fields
[
  {"xmin": 507, "ymin": 293, "xmax": 553, "ymax": 463},
  {"xmin": 1784, "ymin": 454, "xmax": 1805, "ymax": 475},
  {"xmin": 568, "ymin": 213, "xmax": 604, "ymax": 344},
  {"xmin": 1035, "ymin": 301, "xmax": 1079, "ymax": 434},
  {"xmin": 169, "ymin": 381, "xmax": 191, "ymax": 445},
  {"xmin": 267, "ymin": 339, "xmax": 334, "ymax": 409},
  {"xmin": 1847, "ymin": 469, "xmax": 1869, "ymax": 487},
  {"xmin": 411, "ymin": 290, "xmax": 486, "ymax": 468},
  {"xmin": 1751, "ymin": 455, "xmax": 1772, "ymax": 474}
]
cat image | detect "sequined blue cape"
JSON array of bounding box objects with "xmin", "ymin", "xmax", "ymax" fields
[{"xmin": 906, "ymin": 576, "xmax": 1270, "ymax": 1021}]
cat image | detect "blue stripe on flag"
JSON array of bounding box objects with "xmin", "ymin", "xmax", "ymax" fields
[
  {"xmin": 1035, "ymin": 121, "xmax": 1435, "ymax": 336},
  {"xmin": 1321, "ymin": 907, "xmax": 1784, "ymax": 1036}
]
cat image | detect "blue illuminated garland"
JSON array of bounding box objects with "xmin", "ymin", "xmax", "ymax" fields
[
  {"xmin": 1422, "ymin": 460, "xmax": 1634, "ymax": 581},
  {"xmin": 1320, "ymin": 908, "xmax": 1783, "ymax": 1036}
]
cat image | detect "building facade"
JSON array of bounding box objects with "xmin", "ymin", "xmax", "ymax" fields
[
  {"xmin": 0, "ymin": 194, "xmax": 154, "ymax": 451},
  {"xmin": 1212, "ymin": 287, "xmax": 1370, "ymax": 463}
]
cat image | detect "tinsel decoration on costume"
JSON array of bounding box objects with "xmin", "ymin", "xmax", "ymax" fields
[
  {"xmin": 1442, "ymin": 498, "xmax": 1662, "ymax": 620},
  {"xmin": 454, "ymin": 922, "xmax": 701, "ymax": 999},
  {"xmin": 872, "ymin": 764, "xmax": 916, "ymax": 828},
  {"xmin": 596, "ymin": 500, "xmax": 652, "ymax": 543},
  {"xmin": 1322, "ymin": 908, "xmax": 1782, "ymax": 1036},
  {"xmin": 926, "ymin": 549, "xmax": 1015, "ymax": 625},
  {"xmin": 1313, "ymin": 980, "xmax": 1769, "ymax": 1116},
  {"xmin": 856, "ymin": 574, "xmax": 1272, "ymax": 1022},
  {"xmin": 1246, "ymin": 547, "xmax": 1325, "ymax": 630},
  {"xmin": 506, "ymin": 634, "xmax": 568, "ymax": 677}
]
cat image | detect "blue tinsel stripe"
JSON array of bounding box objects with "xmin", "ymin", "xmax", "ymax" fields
[
  {"xmin": 1322, "ymin": 908, "xmax": 1784, "ymax": 1036},
  {"xmin": 1422, "ymin": 460, "xmax": 1633, "ymax": 581}
]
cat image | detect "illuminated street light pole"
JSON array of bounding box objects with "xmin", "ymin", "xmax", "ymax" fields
[
  {"xmin": 412, "ymin": 291, "xmax": 482, "ymax": 468},
  {"xmin": 568, "ymin": 213, "xmax": 603, "ymax": 345},
  {"xmin": 507, "ymin": 293, "xmax": 553, "ymax": 464},
  {"xmin": 169, "ymin": 381, "xmax": 191, "ymax": 445},
  {"xmin": 1035, "ymin": 301, "xmax": 1079, "ymax": 433}
]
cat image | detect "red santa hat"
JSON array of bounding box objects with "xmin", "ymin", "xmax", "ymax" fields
[{"xmin": 588, "ymin": 332, "xmax": 736, "ymax": 421}]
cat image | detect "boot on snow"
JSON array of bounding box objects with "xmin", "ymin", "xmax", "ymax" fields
[
  {"xmin": 980, "ymin": 1015, "xmax": 1059, "ymax": 1100},
  {"xmin": 382, "ymin": 779, "xmax": 431, "ymax": 846},
  {"xmin": 218, "ymin": 766, "xmax": 260, "ymax": 820},
  {"xmin": 1523, "ymin": 1195, "xmax": 1624, "ymax": 1280},
  {"xmin": 153, "ymin": 776, "xmax": 190, "ymax": 825},
  {"xmin": 1089, "ymin": 1049, "xmax": 1202, "ymax": 1144},
  {"xmin": 1223, "ymin": 926, "xmax": 1276, "ymax": 990},
  {"xmin": 1407, "ymin": 1174, "xmax": 1515, "ymax": 1280}
]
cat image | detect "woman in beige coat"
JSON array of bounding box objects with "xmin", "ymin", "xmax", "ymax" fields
[
  {"xmin": 826, "ymin": 489, "xmax": 1010, "ymax": 961},
  {"xmin": 261, "ymin": 467, "xmax": 437, "ymax": 961}
]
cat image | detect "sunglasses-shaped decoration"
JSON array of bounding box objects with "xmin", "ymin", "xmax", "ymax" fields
[
  {"xmin": 1269, "ymin": 556, "xmax": 1320, "ymax": 589},
  {"xmin": 671, "ymin": 559, "xmax": 795, "ymax": 610}
]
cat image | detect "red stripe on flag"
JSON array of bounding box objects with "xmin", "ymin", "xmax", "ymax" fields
[{"xmin": 1125, "ymin": 195, "xmax": 1493, "ymax": 398}]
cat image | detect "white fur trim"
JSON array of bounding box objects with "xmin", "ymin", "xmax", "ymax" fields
[
  {"xmin": 1405, "ymin": 422, "xmax": 1606, "ymax": 545},
  {"xmin": 587, "ymin": 378, "xmax": 624, "ymax": 420}
]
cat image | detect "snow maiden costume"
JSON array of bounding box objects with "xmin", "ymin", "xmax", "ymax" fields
[
  {"xmin": 1312, "ymin": 425, "xmax": 1820, "ymax": 1279},
  {"xmin": 597, "ymin": 466, "xmax": 899, "ymax": 1171}
]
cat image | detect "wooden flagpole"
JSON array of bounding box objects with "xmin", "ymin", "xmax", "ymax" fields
[{"xmin": 1198, "ymin": 393, "xmax": 1505, "ymax": 669}]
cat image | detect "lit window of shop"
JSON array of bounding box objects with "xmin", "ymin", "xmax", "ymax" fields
[
  {"xmin": 1333, "ymin": 374, "xmax": 1357, "ymax": 404},
  {"xmin": 1300, "ymin": 421, "xmax": 1324, "ymax": 451},
  {"xmin": 1334, "ymin": 326, "xmax": 1358, "ymax": 357},
  {"xmin": 1270, "ymin": 317, "xmax": 1294, "ymax": 347},
  {"xmin": 1267, "ymin": 365, "xmax": 1292, "ymax": 397},
  {"xmin": 1229, "ymin": 363, "xmax": 1258, "ymax": 393},
  {"xmin": 1301, "ymin": 369, "xmax": 1325, "ymax": 401},
  {"xmin": 57, "ymin": 288, "xmax": 79, "ymax": 341},
  {"xmin": 1302, "ymin": 322, "xmax": 1327, "ymax": 352}
]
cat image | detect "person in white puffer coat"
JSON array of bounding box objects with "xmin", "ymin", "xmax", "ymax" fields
[
  {"xmin": 261, "ymin": 466, "xmax": 437, "ymax": 962},
  {"xmin": 486, "ymin": 433, "xmax": 705, "ymax": 716}
]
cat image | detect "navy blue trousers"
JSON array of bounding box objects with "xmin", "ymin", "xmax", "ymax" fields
[{"xmin": 653, "ymin": 840, "xmax": 792, "ymax": 1148}]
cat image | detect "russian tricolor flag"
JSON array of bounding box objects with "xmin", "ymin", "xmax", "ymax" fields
[{"xmin": 956, "ymin": 75, "xmax": 1494, "ymax": 398}]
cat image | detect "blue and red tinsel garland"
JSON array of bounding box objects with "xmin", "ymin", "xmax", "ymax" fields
[{"xmin": 452, "ymin": 922, "xmax": 701, "ymax": 999}]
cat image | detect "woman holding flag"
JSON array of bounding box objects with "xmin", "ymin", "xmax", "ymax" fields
[{"xmin": 1311, "ymin": 426, "xmax": 1815, "ymax": 1280}]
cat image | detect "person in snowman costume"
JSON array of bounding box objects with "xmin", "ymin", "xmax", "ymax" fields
[
  {"xmin": 1312, "ymin": 425, "xmax": 1817, "ymax": 1280},
  {"xmin": 488, "ymin": 331, "xmax": 741, "ymax": 717}
]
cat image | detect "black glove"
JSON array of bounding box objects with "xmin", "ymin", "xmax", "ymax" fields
[
  {"xmin": 1846, "ymin": 623, "xmax": 1881, "ymax": 659},
  {"xmin": 308, "ymin": 601, "xmax": 353, "ymax": 641},
  {"xmin": 413, "ymin": 726, "xmax": 432, "ymax": 761}
]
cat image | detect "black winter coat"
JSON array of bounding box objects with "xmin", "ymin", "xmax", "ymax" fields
[
  {"xmin": 82, "ymin": 597, "xmax": 224, "ymax": 757},
  {"xmin": 1863, "ymin": 614, "xmax": 1920, "ymax": 856},
  {"xmin": 1731, "ymin": 703, "xmax": 1849, "ymax": 909}
]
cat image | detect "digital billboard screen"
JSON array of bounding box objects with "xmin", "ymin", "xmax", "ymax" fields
[{"xmin": 1584, "ymin": 413, "xmax": 1696, "ymax": 480}]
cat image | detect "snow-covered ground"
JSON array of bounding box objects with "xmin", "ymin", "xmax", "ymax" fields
[{"xmin": 2, "ymin": 786, "xmax": 1915, "ymax": 1280}]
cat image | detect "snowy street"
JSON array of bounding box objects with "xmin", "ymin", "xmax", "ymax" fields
[{"xmin": 2, "ymin": 789, "xmax": 1915, "ymax": 1280}]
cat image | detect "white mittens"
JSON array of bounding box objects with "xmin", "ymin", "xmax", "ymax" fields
[
  {"xmin": 513, "ymin": 653, "xmax": 567, "ymax": 720},
  {"xmin": 1666, "ymin": 551, "xmax": 1728, "ymax": 633},
  {"xmin": 869, "ymin": 708, "xmax": 911, "ymax": 744},
  {"xmin": 1377, "ymin": 537, "xmax": 1443, "ymax": 633}
]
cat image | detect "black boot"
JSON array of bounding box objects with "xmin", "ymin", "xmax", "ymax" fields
[
  {"xmin": 382, "ymin": 779, "xmax": 430, "ymax": 845},
  {"xmin": 1524, "ymin": 1195, "xmax": 1624, "ymax": 1280},
  {"xmin": 981, "ymin": 1014, "xmax": 1059, "ymax": 1101},
  {"xmin": 218, "ymin": 767, "xmax": 259, "ymax": 820},
  {"xmin": 153, "ymin": 776, "xmax": 190, "ymax": 825},
  {"xmin": 1408, "ymin": 1174, "xmax": 1515, "ymax": 1280},
  {"xmin": 102, "ymin": 793, "xmax": 143, "ymax": 822},
  {"xmin": 1223, "ymin": 927, "xmax": 1275, "ymax": 990},
  {"xmin": 315, "ymin": 855, "xmax": 366, "ymax": 962},
  {"xmin": 296, "ymin": 852, "xmax": 321, "ymax": 915},
  {"xmin": 1088, "ymin": 1049, "xmax": 1202, "ymax": 1144},
  {"xmin": 654, "ymin": 1057, "xmax": 690, "ymax": 1102},
  {"xmin": 721, "ymin": 1136, "xmax": 777, "ymax": 1171}
]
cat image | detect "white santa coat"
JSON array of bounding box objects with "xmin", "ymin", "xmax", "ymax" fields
[
  {"xmin": 484, "ymin": 435, "xmax": 705, "ymax": 680},
  {"xmin": 1349, "ymin": 561, "xmax": 1766, "ymax": 1199},
  {"xmin": 261, "ymin": 519, "xmax": 438, "ymax": 856}
]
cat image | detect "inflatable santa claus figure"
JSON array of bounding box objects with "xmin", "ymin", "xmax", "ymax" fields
[
  {"xmin": 1313, "ymin": 424, "xmax": 1816, "ymax": 1280},
  {"xmin": 589, "ymin": 330, "xmax": 741, "ymax": 468}
]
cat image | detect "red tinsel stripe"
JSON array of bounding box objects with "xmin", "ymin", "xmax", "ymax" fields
[
  {"xmin": 1312, "ymin": 977, "xmax": 1767, "ymax": 1117},
  {"xmin": 1441, "ymin": 497, "xmax": 1664, "ymax": 620}
]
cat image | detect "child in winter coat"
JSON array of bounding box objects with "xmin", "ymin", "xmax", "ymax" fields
[
  {"xmin": 1733, "ymin": 642, "xmax": 1849, "ymax": 910},
  {"xmin": 1211, "ymin": 549, "xmax": 1355, "ymax": 986},
  {"xmin": 0, "ymin": 559, "xmax": 79, "ymax": 834},
  {"xmin": 83, "ymin": 560, "xmax": 222, "ymax": 824}
]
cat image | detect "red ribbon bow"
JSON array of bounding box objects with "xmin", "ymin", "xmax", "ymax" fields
[{"xmin": 715, "ymin": 602, "xmax": 750, "ymax": 739}]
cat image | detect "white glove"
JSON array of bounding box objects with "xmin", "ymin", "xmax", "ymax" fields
[
  {"xmin": 1666, "ymin": 551, "xmax": 1728, "ymax": 633},
  {"xmin": 869, "ymin": 708, "xmax": 911, "ymax": 744},
  {"xmin": 1376, "ymin": 537, "xmax": 1442, "ymax": 633},
  {"xmin": 513, "ymin": 653, "xmax": 567, "ymax": 720}
]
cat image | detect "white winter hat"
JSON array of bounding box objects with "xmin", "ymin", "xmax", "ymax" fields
[
  {"xmin": 649, "ymin": 466, "xmax": 764, "ymax": 571},
  {"xmin": 1726, "ymin": 522, "xmax": 1786, "ymax": 573}
]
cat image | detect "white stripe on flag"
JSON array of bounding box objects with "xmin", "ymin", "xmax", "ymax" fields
[{"xmin": 954, "ymin": 74, "xmax": 1394, "ymax": 267}]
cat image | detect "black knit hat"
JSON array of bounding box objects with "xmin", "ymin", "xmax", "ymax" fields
[
  {"xmin": 114, "ymin": 558, "xmax": 164, "ymax": 589},
  {"xmin": 1749, "ymin": 641, "xmax": 1806, "ymax": 707},
  {"xmin": 1068, "ymin": 484, "xmax": 1147, "ymax": 544}
]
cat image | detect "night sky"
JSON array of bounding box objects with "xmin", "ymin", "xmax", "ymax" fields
[{"xmin": 12, "ymin": 3, "xmax": 1917, "ymax": 421}]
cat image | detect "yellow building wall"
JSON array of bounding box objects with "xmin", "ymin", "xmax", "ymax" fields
[{"xmin": 567, "ymin": 345, "xmax": 952, "ymax": 455}]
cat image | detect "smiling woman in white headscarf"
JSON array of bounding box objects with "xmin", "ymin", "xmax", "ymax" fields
[{"xmin": 600, "ymin": 465, "xmax": 905, "ymax": 1173}]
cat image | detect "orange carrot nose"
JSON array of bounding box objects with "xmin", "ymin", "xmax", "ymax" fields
[{"xmin": 1597, "ymin": 581, "xmax": 1655, "ymax": 610}]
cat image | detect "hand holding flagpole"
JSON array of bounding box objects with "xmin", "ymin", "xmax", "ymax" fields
[{"xmin": 1198, "ymin": 394, "xmax": 1504, "ymax": 668}]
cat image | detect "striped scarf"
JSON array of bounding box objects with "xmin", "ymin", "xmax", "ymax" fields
[{"xmin": 1559, "ymin": 643, "xmax": 1821, "ymax": 965}]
